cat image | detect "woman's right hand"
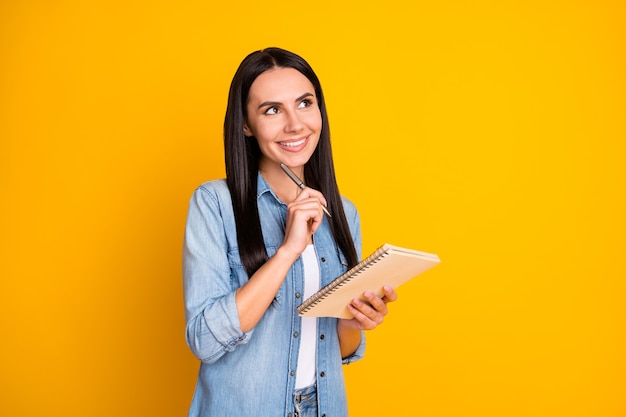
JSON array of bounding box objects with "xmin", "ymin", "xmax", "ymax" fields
[
  {"xmin": 280, "ymin": 187, "xmax": 328, "ymax": 259},
  {"xmin": 235, "ymin": 186, "xmax": 329, "ymax": 332}
]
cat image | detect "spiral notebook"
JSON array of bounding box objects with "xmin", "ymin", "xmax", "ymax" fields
[{"xmin": 297, "ymin": 243, "xmax": 440, "ymax": 318}]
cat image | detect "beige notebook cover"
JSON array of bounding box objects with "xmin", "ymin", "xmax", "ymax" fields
[{"xmin": 297, "ymin": 243, "xmax": 440, "ymax": 318}]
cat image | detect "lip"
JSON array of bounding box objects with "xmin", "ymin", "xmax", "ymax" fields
[{"xmin": 277, "ymin": 136, "xmax": 309, "ymax": 152}]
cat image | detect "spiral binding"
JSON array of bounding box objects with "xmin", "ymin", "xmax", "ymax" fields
[{"xmin": 297, "ymin": 244, "xmax": 391, "ymax": 314}]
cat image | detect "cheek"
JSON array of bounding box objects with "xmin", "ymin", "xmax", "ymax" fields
[
  {"xmin": 252, "ymin": 122, "xmax": 276, "ymax": 142},
  {"xmin": 305, "ymin": 110, "xmax": 323, "ymax": 131}
]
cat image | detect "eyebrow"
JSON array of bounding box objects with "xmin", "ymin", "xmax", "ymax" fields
[{"xmin": 257, "ymin": 92, "xmax": 315, "ymax": 110}]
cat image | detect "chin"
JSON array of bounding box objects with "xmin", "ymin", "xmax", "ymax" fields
[{"xmin": 282, "ymin": 154, "xmax": 313, "ymax": 167}]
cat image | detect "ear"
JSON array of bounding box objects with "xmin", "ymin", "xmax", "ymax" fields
[{"xmin": 243, "ymin": 124, "xmax": 253, "ymax": 137}]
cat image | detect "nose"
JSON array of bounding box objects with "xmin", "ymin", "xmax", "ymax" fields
[{"xmin": 284, "ymin": 109, "xmax": 304, "ymax": 133}]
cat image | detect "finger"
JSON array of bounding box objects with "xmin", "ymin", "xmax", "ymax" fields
[
  {"xmin": 381, "ymin": 285, "xmax": 398, "ymax": 303},
  {"xmin": 295, "ymin": 187, "xmax": 329, "ymax": 211},
  {"xmin": 346, "ymin": 303, "xmax": 378, "ymax": 330},
  {"xmin": 283, "ymin": 204, "xmax": 323, "ymax": 251},
  {"xmin": 287, "ymin": 200, "xmax": 323, "ymax": 222},
  {"xmin": 288, "ymin": 199, "xmax": 324, "ymax": 233},
  {"xmin": 350, "ymin": 297, "xmax": 385, "ymax": 327},
  {"xmin": 362, "ymin": 291, "xmax": 389, "ymax": 315}
]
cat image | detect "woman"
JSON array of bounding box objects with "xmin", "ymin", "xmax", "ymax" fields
[{"xmin": 183, "ymin": 47, "xmax": 397, "ymax": 417}]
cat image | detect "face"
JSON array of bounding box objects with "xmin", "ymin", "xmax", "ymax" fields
[{"xmin": 243, "ymin": 67, "xmax": 322, "ymax": 171}]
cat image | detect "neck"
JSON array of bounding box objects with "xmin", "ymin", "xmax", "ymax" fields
[{"xmin": 259, "ymin": 160, "xmax": 304, "ymax": 204}]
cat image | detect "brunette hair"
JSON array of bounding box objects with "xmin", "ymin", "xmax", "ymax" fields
[{"xmin": 224, "ymin": 47, "xmax": 358, "ymax": 276}]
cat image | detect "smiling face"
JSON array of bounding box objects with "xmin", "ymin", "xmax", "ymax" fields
[{"xmin": 243, "ymin": 67, "xmax": 322, "ymax": 173}]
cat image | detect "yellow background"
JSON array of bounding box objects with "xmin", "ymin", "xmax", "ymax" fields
[{"xmin": 1, "ymin": 1, "xmax": 625, "ymax": 416}]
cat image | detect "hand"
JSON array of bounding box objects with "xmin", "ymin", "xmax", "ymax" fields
[
  {"xmin": 280, "ymin": 187, "xmax": 328, "ymax": 258},
  {"xmin": 341, "ymin": 285, "xmax": 398, "ymax": 331}
]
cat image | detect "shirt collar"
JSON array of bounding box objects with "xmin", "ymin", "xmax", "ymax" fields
[{"xmin": 257, "ymin": 171, "xmax": 284, "ymax": 205}]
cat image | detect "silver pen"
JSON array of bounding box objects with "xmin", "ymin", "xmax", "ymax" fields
[{"xmin": 280, "ymin": 163, "xmax": 332, "ymax": 218}]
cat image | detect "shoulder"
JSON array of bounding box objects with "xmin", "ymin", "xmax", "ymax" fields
[
  {"xmin": 340, "ymin": 195, "xmax": 359, "ymax": 221},
  {"xmin": 186, "ymin": 179, "xmax": 238, "ymax": 233},
  {"xmin": 196, "ymin": 178, "xmax": 229, "ymax": 194},
  {"xmin": 192, "ymin": 179, "xmax": 230, "ymax": 201},
  {"xmin": 188, "ymin": 179, "xmax": 234, "ymax": 214},
  {"xmin": 339, "ymin": 195, "xmax": 362, "ymax": 257}
]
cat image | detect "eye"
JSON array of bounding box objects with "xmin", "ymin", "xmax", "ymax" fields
[
  {"xmin": 298, "ymin": 99, "xmax": 313, "ymax": 109},
  {"xmin": 264, "ymin": 106, "xmax": 279, "ymax": 115}
]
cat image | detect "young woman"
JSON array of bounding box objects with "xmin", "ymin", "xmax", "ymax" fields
[{"xmin": 183, "ymin": 47, "xmax": 397, "ymax": 417}]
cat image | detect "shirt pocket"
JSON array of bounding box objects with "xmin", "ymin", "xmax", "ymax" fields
[
  {"xmin": 337, "ymin": 248, "xmax": 349, "ymax": 273},
  {"xmin": 226, "ymin": 248, "xmax": 249, "ymax": 291}
]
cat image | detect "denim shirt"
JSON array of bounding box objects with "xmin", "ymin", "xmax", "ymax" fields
[{"xmin": 183, "ymin": 173, "xmax": 365, "ymax": 417}]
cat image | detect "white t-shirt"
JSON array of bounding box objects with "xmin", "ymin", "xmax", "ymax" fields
[{"xmin": 295, "ymin": 244, "xmax": 320, "ymax": 389}]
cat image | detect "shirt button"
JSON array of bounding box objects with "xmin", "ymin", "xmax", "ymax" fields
[
  {"xmin": 290, "ymin": 370, "xmax": 295, "ymax": 376},
  {"xmin": 293, "ymin": 332, "xmax": 299, "ymax": 338},
  {"xmin": 320, "ymin": 334, "xmax": 325, "ymax": 340},
  {"xmin": 295, "ymin": 292, "xmax": 301, "ymax": 298},
  {"xmin": 319, "ymin": 371, "xmax": 325, "ymax": 377},
  {"xmin": 320, "ymin": 257, "xmax": 326, "ymax": 262}
]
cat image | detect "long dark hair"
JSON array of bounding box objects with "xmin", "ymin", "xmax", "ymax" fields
[{"xmin": 224, "ymin": 47, "xmax": 358, "ymax": 276}]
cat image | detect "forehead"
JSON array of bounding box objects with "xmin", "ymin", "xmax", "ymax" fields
[{"xmin": 247, "ymin": 67, "xmax": 315, "ymax": 102}]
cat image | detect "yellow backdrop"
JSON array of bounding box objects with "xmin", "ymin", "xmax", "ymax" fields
[{"xmin": 1, "ymin": 1, "xmax": 624, "ymax": 416}]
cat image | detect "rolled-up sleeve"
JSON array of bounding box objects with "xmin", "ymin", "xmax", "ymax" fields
[
  {"xmin": 341, "ymin": 331, "xmax": 366, "ymax": 364},
  {"xmin": 183, "ymin": 185, "xmax": 252, "ymax": 364}
]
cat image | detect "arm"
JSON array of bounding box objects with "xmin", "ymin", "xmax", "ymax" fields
[
  {"xmin": 183, "ymin": 185, "xmax": 245, "ymax": 363},
  {"xmin": 335, "ymin": 200, "xmax": 398, "ymax": 358},
  {"xmin": 235, "ymin": 187, "xmax": 327, "ymax": 332},
  {"xmin": 183, "ymin": 184, "xmax": 329, "ymax": 363},
  {"xmin": 337, "ymin": 286, "xmax": 398, "ymax": 358}
]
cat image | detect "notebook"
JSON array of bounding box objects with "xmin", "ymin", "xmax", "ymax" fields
[{"xmin": 297, "ymin": 243, "xmax": 440, "ymax": 318}]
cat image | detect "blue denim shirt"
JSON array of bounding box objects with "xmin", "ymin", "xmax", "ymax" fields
[{"xmin": 183, "ymin": 173, "xmax": 365, "ymax": 417}]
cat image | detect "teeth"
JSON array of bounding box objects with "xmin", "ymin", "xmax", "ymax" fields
[{"xmin": 280, "ymin": 138, "xmax": 306, "ymax": 147}]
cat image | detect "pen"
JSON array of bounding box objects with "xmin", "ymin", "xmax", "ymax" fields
[{"xmin": 280, "ymin": 163, "xmax": 332, "ymax": 218}]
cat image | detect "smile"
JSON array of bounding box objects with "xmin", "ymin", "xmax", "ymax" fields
[{"xmin": 278, "ymin": 138, "xmax": 307, "ymax": 147}]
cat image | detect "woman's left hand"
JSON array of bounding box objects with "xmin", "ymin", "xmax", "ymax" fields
[{"xmin": 340, "ymin": 285, "xmax": 398, "ymax": 331}]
